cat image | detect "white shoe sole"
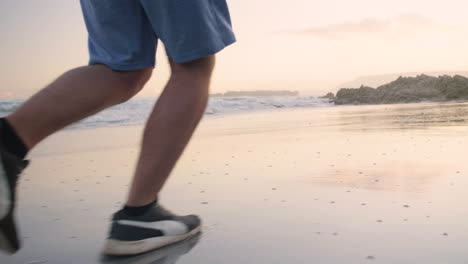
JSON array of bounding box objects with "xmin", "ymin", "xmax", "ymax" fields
[
  {"xmin": 0, "ymin": 162, "xmax": 11, "ymax": 220},
  {"xmin": 102, "ymin": 225, "xmax": 201, "ymax": 256}
]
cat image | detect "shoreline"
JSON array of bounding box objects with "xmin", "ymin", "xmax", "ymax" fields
[{"xmin": 2, "ymin": 102, "xmax": 468, "ymax": 263}]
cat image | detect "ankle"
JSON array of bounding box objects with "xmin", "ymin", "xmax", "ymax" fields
[
  {"xmin": 123, "ymin": 199, "xmax": 158, "ymax": 216},
  {"xmin": 0, "ymin": 118, "xmax": 29, "ymax": 159}
]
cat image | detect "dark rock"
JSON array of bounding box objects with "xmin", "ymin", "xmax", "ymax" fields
[
  {"xmin": 333, "ymin": 74, "xmax": 468, "ymax": 105},
  {"xmin": 319, "ymin": 92, "xmax": 336, "ymax": 102}
]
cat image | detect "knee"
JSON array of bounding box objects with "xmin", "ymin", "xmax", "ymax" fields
[
  {"xmin": 167, "ymin": 56, "xmax": 215, "ymax": 106},
  {"xmin": 115, "ymin": 67, "xmax": 153, "ymax": 103},
  {"xmin": 169, "ymin": 55, "xmax": 216, "ymax": 80}
]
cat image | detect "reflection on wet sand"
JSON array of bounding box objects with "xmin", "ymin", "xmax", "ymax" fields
[
  {"xmin": 317, "ymin": 160, "xmax": 443, "ymax": 193},
  {"xmin": 335, "ymin": 101, "xmax": 468, "ymax": 131}
]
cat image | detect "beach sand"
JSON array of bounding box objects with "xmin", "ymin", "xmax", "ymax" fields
[{"xmin": 2, "ymin": 101, "xmax": 468, "ymax": 263}]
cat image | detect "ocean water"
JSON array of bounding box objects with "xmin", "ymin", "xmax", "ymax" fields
[{"xmin": 0, "ymin": 96, "xmax": 332, "ymax": 129}]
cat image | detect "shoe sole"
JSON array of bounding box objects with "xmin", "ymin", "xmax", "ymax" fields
[
  {"xmin": 101, "ymin": 233, "xmax": 201, "ymax": 263},
  {"xmin": 102, "ymin": 225, "xmax": 201, "ymax": 256}
]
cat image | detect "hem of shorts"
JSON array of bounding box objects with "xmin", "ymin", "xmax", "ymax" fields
[
  {"xmin": 89, "ymin": 61, "xmax": 156, "ymax": 71},
  {"xmin": 170, "ymin": 37, "xmax": 236, "ymax": 64}
]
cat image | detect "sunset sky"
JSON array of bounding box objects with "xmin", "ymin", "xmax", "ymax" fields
[{"xmin": 1, "ymin": 0, "xmax": 468, "ymax": 99}]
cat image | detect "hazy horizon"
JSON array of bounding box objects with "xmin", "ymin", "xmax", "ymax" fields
[{"xmin": 1, "ymin": 0, "xmax": 468, "ymax": 99}]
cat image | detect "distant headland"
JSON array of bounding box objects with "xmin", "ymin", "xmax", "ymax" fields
[
  {"xmin": 211, "ymin": 90, "xmax": 299, "ymax": 97},
  {"xmin": 323, "ymin": 74, "xmax": 468, "ymax": 105}
]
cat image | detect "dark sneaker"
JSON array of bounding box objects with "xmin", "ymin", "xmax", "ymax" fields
[
  {"xmin": 0, "ymin": 133, "xmax": 29, "ymax": 254},
  {"xmin": 102, "ymin": 204, "xmax": 202, "ymax": 256},
  {"xmin": 102, "ymin": 232, "xmax": 201, "ymax": 264}
]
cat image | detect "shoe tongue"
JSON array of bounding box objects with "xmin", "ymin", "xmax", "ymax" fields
[{"xmin": 155, "ymin": 205, "xmax": 174, "ymax": 217}]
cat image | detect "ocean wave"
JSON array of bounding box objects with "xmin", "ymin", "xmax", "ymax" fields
[
  {"xmin": 0, "ymin": 95, "xmax": 332, "ymax": 129},
  {"xmin": 0, "ymin": 99, "xmax": 22, "ymax": 114}
]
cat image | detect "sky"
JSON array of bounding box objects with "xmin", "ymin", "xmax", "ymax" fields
[{"xmin": 1, "ymin": 0, "xmax": 468, "ymax": 99}]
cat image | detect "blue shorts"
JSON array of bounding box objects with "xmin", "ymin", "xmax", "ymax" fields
[{"xmin": 80, "ymin": 0, "xmax": 236, "ymax": 71}]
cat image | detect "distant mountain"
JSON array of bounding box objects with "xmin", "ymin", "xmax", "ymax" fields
[
  {"xmin": 326, "ymin": 74, "xmax": 468, "ymax": 105},
  {"xmin": 338, "ymin": 71, "xmax": 468, "ymax": 90}
]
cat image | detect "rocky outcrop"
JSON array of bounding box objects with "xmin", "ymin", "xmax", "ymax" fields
[
  {"xmin": 319, "ymin": 92, "xmax": 336, "ymax": 103},
  {"xmin": 332, "ymin": 75, "xmax": 468, "ymax": 105}
]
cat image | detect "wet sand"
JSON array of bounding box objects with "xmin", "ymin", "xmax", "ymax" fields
[{"xmin": 2, "ymin": 101, "xmax": 468, "ymax": 264}]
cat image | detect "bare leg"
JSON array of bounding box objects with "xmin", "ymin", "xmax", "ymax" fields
[
  {"xmin": 126, "ymin": 56, "xmax": 215, "ymax": 206},
  {"xmin": 7, "ymin": 65, "xmax": 152, "ymax": 149}
]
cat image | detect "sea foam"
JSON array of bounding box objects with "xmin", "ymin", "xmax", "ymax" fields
[{"xmin": 0, "ymin": 96, "xmax": 332, "ymax": 129}]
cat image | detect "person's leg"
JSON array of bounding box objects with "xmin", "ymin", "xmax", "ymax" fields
[
  {"xmin": 6, "ymin": 65, "xmax": 152, "ymax": 150},
  {"xmin": 125, "ymin": 0, "xmax": 236, "ymax": 207},
  {"xmin": 0, "ymin": 65, "xmax": 151, "ymax": 254},
  {"xmin": 126, "ymin": 55, "xmax": 215, "ymax": 207},
  {"xmin": 101, "ymin": 55, "xmax": 214, "ymax": 256},
  {"xmin": 102, "ymin": 0, "xmax": 235, "ymax": 256}
]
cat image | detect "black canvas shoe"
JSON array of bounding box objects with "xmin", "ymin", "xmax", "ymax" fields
[
  {"xmin": 102, "ymin": 204, "xmax": 202, "ymax": 256},
  {"xmin": 0, "ymin": 133, "xmax": 29, "ymax": 254}
]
